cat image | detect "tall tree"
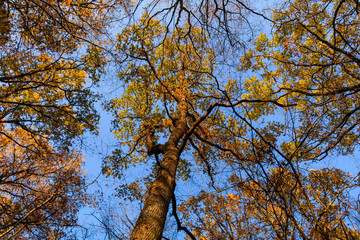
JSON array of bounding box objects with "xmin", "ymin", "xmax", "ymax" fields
[
  {"xmin": 104, "ymin": 12, "xmax": 277, "ymax": 238},
  {"xmin": 104, "ymin": 15, "xmax": 220, "ymax": 239}
]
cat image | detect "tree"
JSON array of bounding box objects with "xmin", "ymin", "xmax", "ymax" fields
[
  {"xmin": 0, "ymin": 0, "xmax": 115, "ymax": 146},
  {"xmin": 103, "ymin": 14, "xmax": 224, "ymax": 239},
  {"xmin": 104, "ymin": 11, "xmax": 278, "ymax": 239},
  {"xmin": 179, "ymin": 167, "xmax": 360, "ymax": 239},
  {"xmin": 240, "ymin": 0, "xmax": 360, "ymax": 159},
  {"xmin": 0, "ymin": 127, "xmax": 87, "ymax": 239},
  {"xmin": 0, "ymin": 0, "xmax": 123, "ymax": 238},
  {"xmin": 104, "ymin": 0, "xmax": 360, "ymax": 239}
]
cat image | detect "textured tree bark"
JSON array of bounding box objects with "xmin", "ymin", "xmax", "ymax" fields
[{"xmin": 130, "ymin": 100, "xmax": 188, "ymax": 240}]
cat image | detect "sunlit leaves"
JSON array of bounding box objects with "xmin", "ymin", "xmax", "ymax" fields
[
  {"xmin": 104, "ymin": 15, "xmax": 217, "ymax": 180},
  {"xmin": 241, "ymin": 0, "xmax": 360, "ymax": 158},
  {"xmin": 180, "ymin": 167, "xmax": 360, "ymax": 239},
  {"xmin": 0, "ymin": 0, "xmax": 116, "ymax": 146},
  {"xmin": 0, "ymin": 127, "xmax": 88, "ymax": 239},
  {"xmin": 0, "ymin": 1, "xmax": 118, "ymax": 238}
]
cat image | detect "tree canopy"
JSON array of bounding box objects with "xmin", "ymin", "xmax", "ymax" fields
[
  {"xmin": 2, "ymin": 0, "xmax": 360, "ymax": 239},
  {"xmin": 0, "ymin": 0, "xmax": 119, "ymax": 238},
  {"xmin": 0, "ymin": 0, "xmax": 113, "ymax": 146},
  {"xmin": 0, "ymin": 128, "xmax": 87, "ymax": 239}
]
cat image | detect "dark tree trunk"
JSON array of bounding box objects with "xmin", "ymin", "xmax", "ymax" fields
[{"xmin": 130, "ymin": 100, "xmax": 188, "ymax": 240}]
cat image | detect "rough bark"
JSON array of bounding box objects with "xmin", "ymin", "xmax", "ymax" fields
[{"xmin": 130, "ymin": 100, "xmax": 188, "ymax": 240}]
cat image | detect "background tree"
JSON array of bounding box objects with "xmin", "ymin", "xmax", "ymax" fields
[
  {"xmin": 0, "ymin": 127, "xmax": 87, "ymax": 239},
  {"xmin": 0, "ymin": 0, "xmax": 117, "ymax": 146},
  {"xmin": 0, "ymin": 0, "xmax": 125, "ymax": 238},
  {"xmin": 240, "ymin": 0, "xmax": 360, "ymax": 158},
  {"xmin": 179, "ymin": 167, "xmax": 360, "ymax": 239}
]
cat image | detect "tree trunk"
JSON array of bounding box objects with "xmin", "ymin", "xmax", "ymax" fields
[{"xmin": 130, "ymin": 100, "xmax": 188, "ymax": 240}]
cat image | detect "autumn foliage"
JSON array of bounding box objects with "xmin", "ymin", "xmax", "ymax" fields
[
  {"xmin": 0, "ymin": 128, "xmax": 87, "ymax": 239},
  {"xmin": 0, "ymin": 0, "xmax": 116, "ymax": 238},
  {"xmin": 2, "ymin": 0, "xmax": 360, "ymax": 239}
]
